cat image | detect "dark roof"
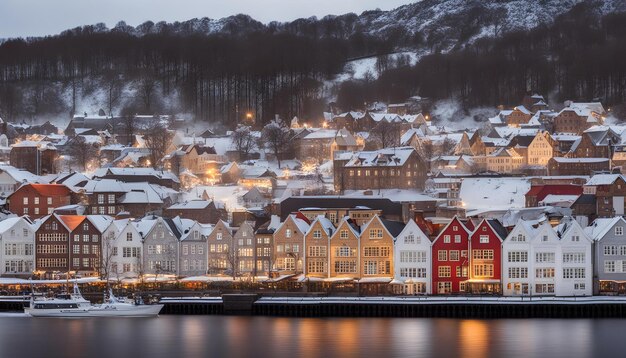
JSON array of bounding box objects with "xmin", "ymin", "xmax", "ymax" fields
[
  {"xmin": 381, "ymin": 219, "xmax": 405, "ymax": 237},
  {"xmin": 487, "ymin": 219, "xmax": 509, "ymax": 240},
  {"xmin": 573, "ymin": 194, "xmax": 596, "ymax": 205},
  {"xmin": 163, "ymin": 218, "xmax": 182, "ymax": 239},
  {"xmin": 279, "ymin": 197, "xmax": 403, "ymax": 221}
]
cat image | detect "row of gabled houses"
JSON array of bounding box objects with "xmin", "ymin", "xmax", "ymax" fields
[{"xmin": 7, "ymin": 208, "xmax": 626, "ymax": 297}]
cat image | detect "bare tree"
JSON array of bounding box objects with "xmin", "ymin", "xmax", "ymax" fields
[
  {"xmin": 231, "ymin": 125, "xmax": 256, "ymax": 161},
  {"xmin": 142, "ymin": 121, "xmax": 173, "ymax": 169},
  {"xmin": 100, "ymin": 232, "xmax": 118, "ymax": 282},
  {"xmin": 120, "ymin": 107, "xmax": 137, "ymax": 146},
  {"xmin": 440, "ymin": 137, "xmax": 456, "ymax": 155},
  {"xmin": 103, "ymin": 70, "xmax": 123, "ymax": 117},
  {"xmin": 372, "ymin": 121, "xmax": 401, "ymax": 148},
  {"xmin": 226, "ymin": 245, "xmax": 240, "ymax": 280},
  {"xmin": 135, "ymin": 76, "xmax": 157, "ymax": 113},
  {"xmin": 67, "ymin": 136, "xmax": 99, "ymax": 172},
  {"xmin": 259, "ymin": 118, "xmax": 291, "ymax": 168}
]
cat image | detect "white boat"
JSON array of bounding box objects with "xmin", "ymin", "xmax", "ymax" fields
[{"xmin": 25, "ymin": 285, "xmax": 163, "ymax": 318}]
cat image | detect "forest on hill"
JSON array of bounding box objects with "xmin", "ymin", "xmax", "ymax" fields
[{"xmin": 0, "ymin": 1, "xmax": 624, "ymax": 125}]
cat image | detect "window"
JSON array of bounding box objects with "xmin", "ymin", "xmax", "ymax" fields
[
  {"xmin": 369, "ymin": 229, "xmax": 383, "ymax": 239},
  {"xmin": 604, "ymin": 261, "xmax": 616, "ymax": 273},
  {"xmin": 542, "ymin": 235, "xmax": 548, "ymax": 242},
  {"xmin": 454, "ymin": 235, "xmax": 461, "ymax": 243},
  {"xmin": 563, "ymin": 268, "xmax": 585, "ymax": 279},
  {"xmin": 508, "ymin": 267, "xmax": 528, "ymax": 279},
  {"xmin": 616, "ymin": 227, "xmax": 624, "ymax": 236},
  {"xmin": 47, "ymin": 197, "xmax": 52, "ymax": 205},
  {"xmin": 23, "ymin": 197, "xmax": 28, "ymax": 205},
  {"xmin": 308, "ymin": 246, "xmax": 327, "ymax": 257},
  {"xmin": 182, "ymin": 245, "xmax": 188, "ymax": 255},
  {"xmin": 604, "ymin": 245, "xmax": 618, "ymax": 256},
  {"xmin": 83, "ymin": 223, "xmax": 89, "ymax": 231},
  {"xmin": 437, "ymin": 282, "xmax": 452, "ymax": 294},
  {"xmin": 108, "ymin": 194, "xmax": 115, "ymax": 203},
  {"xmin": 312, "ymin": 230, "xmax": 322, "ymax": 239},
  {"xmin": 404, "ymin": 235, "xmax": 415, "ymax": 244},
  {"xmin": 98, "ymin": 195, "xmax": 104, "ymax": 204},
  {"xmin": 126, "ymin": 232, "xmax": 132, "ymax": 241},
  {"xmin": 307, "ymin": 261, "xmax": 326, "ymax": 273},
  {"xmin": 400, "ymin": 251, "xmax": 426, "ymax": 263},
  {"xmin": 535, "ymin": 268, "xmax": 555, "ymax": 278},
  {"xmin": 473, "ymin": 264, "xmax": 494, "ymax": 277},
  {"xmin": 34, "ymin": 197, "xmax": 39, "ymax": 205},
  {"xmin": 449, "ymin": 250, "xmax": 459, "ymax": 261},
  {"xmin": 285, "ymin": 229, "xmax": 292, "ymax": 238},
  {"xmin": 508, "ymin": 251, "xmax": 528, "ymax": 263},
  {"xmin": 340, "ymin": 230, "xmax": 348, "ymax": 239},
  {"xmin": 479, "ymin": 235, "xmax": 489, "ymax": 244},
  {"xmin": 335, "ymin": 246, "xmax": 356, "ymax": 257},
  {"xmin": 438, "ymin": 266, "xmax": 451, "ymax": 278},
  {"xmin": 536, "ymin": 252, "xmax": 555, "ymax": 263},
  {"xmin": 472, "ymin": 250, "xmax": 494, "ymax": 260},
  {"xmin": 563, "ymin": 253, "xmax": 585, "ymax": 263},
  {"xmin": 216, "ymin": 232, "xmax": 222, "ymax": 240},
  {"xmin": 535, "ymin": 284, "xmax": 555, "ymax": 294},
  {"xmin": 438, "ymin": 250, "xmax": 447, "ymax": 261},
  {"xmin": 443, "ymin": 235, "xmax": 450, "ymax": 243}
]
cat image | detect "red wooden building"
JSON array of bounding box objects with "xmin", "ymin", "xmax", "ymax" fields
[
  {"xmin": 7, "ymin": 184, "xmax": 72, "ymax": 219},
  {"xmin": 467, "ymin": 219, "xmax": 508, "ymax": 295},
  {"xmin": 431, "ymin": 216, "xmax": 473, "ymax": 294}
]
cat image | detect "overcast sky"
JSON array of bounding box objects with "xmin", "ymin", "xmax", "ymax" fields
[{"xmin": 0, "ymin": 0, "xmax": 415, "ymax": 38}]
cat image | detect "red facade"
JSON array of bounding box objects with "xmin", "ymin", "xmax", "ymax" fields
[
  {"xmin": 7, "ymin": 184, "xmax": 72, "ymax": 219},
  {"xmin": 431, "ymin": 217, "xmax": 471, "ymax": 294},
  {"xmin": 468, "ymin": 219, "xmax": 505, "ymax": 294}
]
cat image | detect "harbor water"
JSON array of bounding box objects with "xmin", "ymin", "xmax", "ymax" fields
[{"xmin": 0, "ymin": 315, "xmax": 624, "ymax": 358}]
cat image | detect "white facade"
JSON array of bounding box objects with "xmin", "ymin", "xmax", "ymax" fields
[
  {"xmin": 502, "ymin": 220, "xmax": 535, "ymax": 296},
  {"xmin": 393, "ymin": 220, "xmax": 432, "ymax": 294},
  {"xmin": 0, "ymin": 217, "xmax": 35, "ymax": 277},
  {"xmin": 556, "ymin": 220, "xmax": 593, "ymax": 296},
  {"xmin": 102, "ymin": 219, "xmax": 145, "ymax": 280},
  {"xmin": 502, "ymin": 219, "xmax": 592, "ymax": 297}
]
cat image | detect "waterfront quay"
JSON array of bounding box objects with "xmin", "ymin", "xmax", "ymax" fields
[{"xmin": 160, "ymin": 295, "xmax": 626, "ymax": 318}]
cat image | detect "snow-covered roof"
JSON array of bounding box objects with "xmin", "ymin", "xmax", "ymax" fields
[
  {"xmin": 459, "ymin": 178, "xmax": 531, "ymax": 211},
  {"xmin": 302, "ymin": 129, "xmax": 340, "ymax": 140},
  {"xmin": 584, "ymin": 217, "xmax": 625, "ymax": 241},
  {"xmin": 87, "ymin": 215, "xmax": 114, "ymax": 233},
  {"xmin": 551, "ymin": 157, "xmax": 609, "ymax": 164},
  {"xmin": 0, "ymin": 216, "xmax": 26, "ymax": 233},
  {"xmin": 585, "ymin": 174, "xmax": 624, "ymax": 186},
  {"xmin": 167, "ymin": 200, "xmax": 213, "ymax": 210},
  {"xmin": 345, "ymin": 147, "xmax": 415, "ymax": 168}
]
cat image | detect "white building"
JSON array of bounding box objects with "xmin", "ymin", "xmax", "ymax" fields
[
  {"xmin": 502, "ymin": 220, "xmax": 535, "ymax": 296},
  {"xmin": 503, "ymin": 218, "xmax": 592, "ymax": 297},
  {"xmin": 393, "ymin": 219, "xmax": 432, "ymax": 294},
  {"xmin": 0, "ymin": 216, "xmax": 36, "ymax": 277},
  {"xmin": 102, "ymin": 219, "xmax": 145, "ymax": 281},
  {"xmin": 556, "ymin": 218, "xmax": 593, "ymax": 296}
]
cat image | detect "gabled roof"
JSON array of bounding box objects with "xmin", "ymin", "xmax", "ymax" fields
[
  {"xmin": 504, "ymin": 219, "xmax": 537, "ymax": 242},
  {"xmin": 584, "ymin": 217, "xmax": 626, "ymax": 241},
  {"xmin": 87, "ymin": 215, "xmax": 114, "ymax": 233},
  {"xmin": 306, "ymin": 215, "xmax": 335, "ymax": 236},
  {"xmin": 331, "ymin": 216, "xmax": 360, "ymax": 239},
  {"xmin": 57, "ymin": 215, "xmax": 87, "ymax": 232},
  {"xmin": 395, "ymin": 219, "xmax": 430, "ymax": 244},
  {"xmin": 23, "ymin": 184, "xmax": 72, "ymax": 197},
  {"xmin": 483, "ymin": 219, "xmax": 508, "ymax": 240}
]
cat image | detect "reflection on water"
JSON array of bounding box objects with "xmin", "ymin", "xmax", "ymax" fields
[{"xmin": 0, "ymin": 315, "xmax": 622, "ymax": 358}]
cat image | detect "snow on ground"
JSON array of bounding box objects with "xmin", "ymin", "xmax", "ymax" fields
[
  {"xmin": 183, "ymin": 185, "xmax": 246, "ymax": 211},
  {"xmin": 430, "ymin": 98, "xmax": 497, "ymax": 132},
  {"xmin": 459, "ymin": 177, "xmax": 531, "ymax": 211}
]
